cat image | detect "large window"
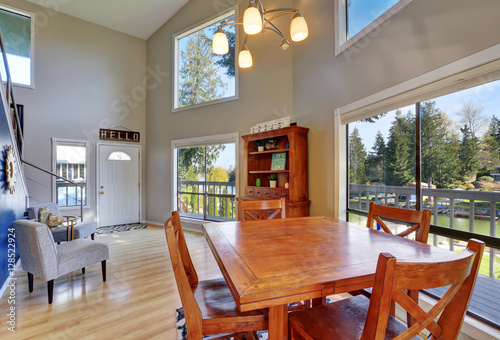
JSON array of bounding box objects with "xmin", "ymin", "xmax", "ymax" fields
[
  {"xmin": 172, "ymin": 134, "xmax": 238, "ymax": 221},
  {"xmin": 335, "ymin": 0, "xmax": 411, "ymax": 55},
  {"xmin": 0, "ymin": 6, "xmax": 33, "ymax": 87},
  {"xmin": 347, "ymin": 79, "xmax": 500, "ymax": 327},
  {"xmin": 53, "ymin": 139, "xmax": 88, "ymax": 207},
  {"xmin": 173, "ymin": 9, "xmax": 237, "ymax": 111}
]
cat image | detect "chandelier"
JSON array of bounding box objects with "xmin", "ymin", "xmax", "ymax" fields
[{"xmin": 212, "ymin": 0, "xmax": 308, "ymax": 68}]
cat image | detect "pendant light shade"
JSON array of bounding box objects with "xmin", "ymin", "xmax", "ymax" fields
[
  {"xmin": 243, "ymin": 4, "xmax": 262, "ymax": 35},
  {"xmin": 290, "ymin": 12, "xmax": 308, "ymax": 42},
  {"xmin": 213, "ymin": 29, "xmax": 229, "ymax": 55},
  {"xmin": 239, "ymin": 46, "xmax": 253, "ymax": 68}
]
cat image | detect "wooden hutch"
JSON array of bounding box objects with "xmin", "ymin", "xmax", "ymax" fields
[{"xmin": 240, "ymin": 126, "xmax": 310, "ymax": 217}]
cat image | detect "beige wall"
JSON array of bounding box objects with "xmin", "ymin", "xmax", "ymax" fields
[
  {"xmin": 292, "ymin": 0, "xmax": 500, "ymax": 218},
  {"xmin": 5, "ymin": 0, "xmax": 146, "ymax": 221},
  {"xmin": 145, "ymin": 0, "xmax": 294, "ymax": 224},
  {"xmin": 146, "ymin": 0, "xmax": 500, "ymax": 223}
]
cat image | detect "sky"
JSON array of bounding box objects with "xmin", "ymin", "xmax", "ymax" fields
[
  {"xmin": 351, "ymin": 79, "xmax": 500, "ymax": 151},
  {"xmin": 347, "ymin": 0, "xmax": 400, "ymax": 38}
]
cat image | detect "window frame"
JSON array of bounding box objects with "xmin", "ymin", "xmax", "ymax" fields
[
  {"xmin": 172, "ymin": 7, "xmax": 239, "ymax": 112},
  {"xmin": 334, "ymin": 0, "xmax": 413, "ymax": 57},
  {"xmin": 171, "ymin": 132, "xmax": 239, "ymax": 222},
  {"xmin": 0, "ymin": 4, "xmax": 35, "ymax": 89},
  {"xmin": 52, "ymin": 138, "xmax": 89, "ymax": 209}
]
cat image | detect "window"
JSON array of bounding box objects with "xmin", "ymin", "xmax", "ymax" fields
[
  {"xmin": 108, "ymin": 151, "xmax": 131, "ymax": 161},
  {"xmin": 0, "ymin": 6, "xmax": 33, "ymax": 87},
  {"xmin": 335, "ymin": 0, "xmax": 412, "ymax": 55},
  {"xmin": 53, "ymin": 139, "xmax": 88, "ymax": 207},
  {"xmin": 173, "ymin": 9, "xmax": 237, "ymax": 111},
  {"xmin": 172, "ymin": 133, "xmax": 238, "ymax": 221},
  {"xmin": 346, "ymin": 79, "xmax": 500, "ymax": 327}
]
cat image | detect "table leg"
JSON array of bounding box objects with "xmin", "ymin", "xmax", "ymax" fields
[
  {"xmin": 311, "ymin": 297, "xmax": 326, "ymax": 307},
  {"xmin": 268, "ymin": 304, "xmax": 288, "ymax": 340}
]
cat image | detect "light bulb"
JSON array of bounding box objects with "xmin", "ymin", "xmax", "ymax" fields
[
  {"xmin": 290, "ymin": 12, "xmax": 308, "ymax": 42},
  {"xmin": 212, "ymin": 29, "xmax": 229, "ymax": 55},
  {"xmin": 239, "ymin": 46, "xmax": 253, "ymax": 68},
  {"xmin": 243, "ymin": 4, "xmax": 262, "ymax": 35}
]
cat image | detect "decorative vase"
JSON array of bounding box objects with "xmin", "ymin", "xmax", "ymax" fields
[
  {"xmin": 256, "ymin": 178, "xmax": 261, "ymax": 187},
  {"xmin": 270, "ymin": 180, "xmax": 277, "ymax": 188}
]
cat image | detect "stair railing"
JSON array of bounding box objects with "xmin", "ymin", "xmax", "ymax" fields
[{"xmin": 23, "ymin": 160, "xmax": 85, "ymax": 222}]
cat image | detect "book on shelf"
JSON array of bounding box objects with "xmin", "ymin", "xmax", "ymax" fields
[{"xmin": 270, "ymin": 152, "xmax": 286, "ymax": 171}]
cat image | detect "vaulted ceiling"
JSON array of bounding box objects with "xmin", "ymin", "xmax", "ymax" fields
[{"xmin": 26, "ymin": 0, "xmax": 189, "ymax": 39}]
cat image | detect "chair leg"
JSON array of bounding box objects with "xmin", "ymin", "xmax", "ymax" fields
[
  {"xmin": 82, "ymin": 268, "xmax": 85, "ymax": 274},
  {"xmin": 101, "ymin": 260, "xmax": 107, "ymax": 282},
  {"xmin": 91, "ymin": 233, "xmax": 95, "ymax": 240},
  {"xmin": 47, "ymin": 280, "xmax": 54, "ymax": 304},
  {"xmin": 28, "ymin": 273, "xmax": 33, "ymax": 293}
]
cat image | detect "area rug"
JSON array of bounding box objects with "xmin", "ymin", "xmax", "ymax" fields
[{"xmin": 96, "ymin": 223, "xmax": 149, "ymax": 234}]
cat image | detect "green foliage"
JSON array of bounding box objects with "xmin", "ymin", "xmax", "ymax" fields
[
  {"xmin": 268, "ymin": 174, "xmax": 277, "ymax": 180},
  {"xmin": 458, "ymin": 125, "xmax": 481, "ymax": 180},
  {"xmin": 179, "ymin": 31, "xmax": 227, "ymax": 107},
  {"xmin": 177, "ymin": 145, "xmax": 226, "ymax": 181},
  {"xmin": 421, "ymin": 101, "xmax": 459, "ymax": 188},
  {"xmin": 349, "ymin": 127, "xmax": 368, "ymax": 184},
  {"xmin": 478, "ymin": 176, "xmax": 494, "ymax": 183},
  {"xmin": 367, "ymin": 130, "xmax": 386, "ymax": 183},
  {"xmin": 385, "ymin": 111, "xmax": 414, "ymax": 186}
]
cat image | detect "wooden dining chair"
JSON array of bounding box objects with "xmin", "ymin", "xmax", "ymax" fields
[
  {"xmin": 289, "ymin": 239, "xmax": 484, "ymax": 340},
  {"xmin": 164, "ymin": 211, "xmax": 268, "ymax": 339},
  {"xmin": 367, "ymin": 202, "xmax": 432, "ymax": 243},
  {"xmin": 354, "ymin": 202, "xmax": 433, "ymax": 324},
  {"xmin": 239, "ymin": 198, "xmax": 286, "ymax": 221}
]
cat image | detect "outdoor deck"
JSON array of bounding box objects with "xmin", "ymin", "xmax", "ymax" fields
[{"xmin": 426, "ymin": 275, "xmax": 500, "ymax": 328}]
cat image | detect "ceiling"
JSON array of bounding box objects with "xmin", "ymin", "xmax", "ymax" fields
[{"xmin": 26, "ymin": 0, "xmax": 189, "ymax": 40}]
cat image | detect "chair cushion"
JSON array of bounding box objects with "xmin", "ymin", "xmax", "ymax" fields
[
  {"xmin": 57, "ymin": 239, "xmax": 109, "ymax": 277},
  {"xmin": 194, "ymin": 278, "xmax": 268, "ymax": 334},
  {"xmin": 27, "ymin": 203, "xmax": 60, "ymax": 219},
  {"xmin": 74, "ymin": 221, "xmax": 97, "ymax": 239},
  {"xmin": 288, "ymin": 295, "xmax": 422, "ymax": 340}
]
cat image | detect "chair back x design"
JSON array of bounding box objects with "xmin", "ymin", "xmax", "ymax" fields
[
  {"xmin": 367, "ymin": 202, "xmax": 432, "ymax": 243},
  {"xmin": 239, "ymin": 198, "xmax": 286, "ymax": 221},
  {"xmin": 288, "ymin": 239, "xmax": 484, "ymax": 340},
  {"xmin": 363, "ymin": 239, "xmax": 484, "ymax": 339}
]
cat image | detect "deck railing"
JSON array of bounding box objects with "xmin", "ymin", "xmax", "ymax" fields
[
  {"xmin": 177, "ymin": 180, "xmax": 236, "ymax": 221},
  {"xmin": 349, "ymin": 184, "xmax": 499, "ymax": 279}
]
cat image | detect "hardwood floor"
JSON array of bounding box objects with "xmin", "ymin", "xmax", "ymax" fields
[{"xmin": 0, "ymin": 224, "xmax": 223, "ymax": 339}]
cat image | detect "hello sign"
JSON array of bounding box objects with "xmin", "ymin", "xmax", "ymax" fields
[{"xmin": 99, "ymin": 129, "xmax": 140, "ymax": 142}]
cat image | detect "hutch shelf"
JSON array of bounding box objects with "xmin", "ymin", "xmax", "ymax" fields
[{"xmin": 240, "ymin": 126, "xmax": 310, "ymax": 218}]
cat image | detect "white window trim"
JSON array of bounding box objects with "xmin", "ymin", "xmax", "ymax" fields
[
  {"xmin": 172, "ymin": 6, "xmax": 239, "ymax": 112},
  {"xmin": 52, "ymin": 138, "xmax": 89, "ymax": 210},
  {"xmin": 334, "ymin": 0, "xmax": 413, "ymax": 57},
  {"xmin": 0, "ymin": 4, "xmax": 35, "ymax": 89},
  {"xmin": 171, "ymin": 132, "xmax": 239, "ymax": 222}
]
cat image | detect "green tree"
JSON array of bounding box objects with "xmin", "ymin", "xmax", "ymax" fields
[
  {"xmin": 367, "ymin": 130, "xmax": 385, "ymax": 183},
  {"xmin": 458, "ymin": 125, "xmax": 481, "ymax": 180},
  {"xmin": 349, "ymin": 127, "xmax": 368, "ymax": 184},
  {"xmin": 421, "ymin": 101, "xmax": 459, "ymax": 188},
  {"xmin": 482, "ymin": 115, "xmax": 500, "ymax": 168},
  {"xmin": 179, "ymin": 31, "xmax": 227, "ymax": 107},
  {"xmin": 385, "ymin": 111, "xmax": 414, "ymax": 186}
]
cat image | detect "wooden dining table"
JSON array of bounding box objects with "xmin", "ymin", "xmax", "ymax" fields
[{"xmin": 203, "ymin": 216, "xmax": 454, "ymax": 340}]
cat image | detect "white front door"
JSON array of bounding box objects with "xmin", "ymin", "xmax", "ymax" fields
[{"xmin": 98, "ymin": 144, "xmax": 140, "ymax": 227}]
